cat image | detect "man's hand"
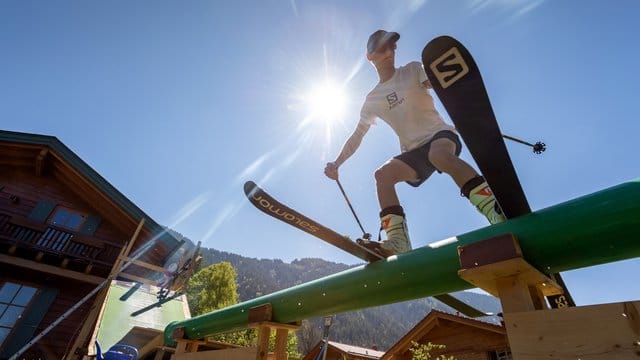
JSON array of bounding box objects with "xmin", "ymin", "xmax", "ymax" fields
[{"xmin": 324, "ymin": 162, "xmax": 339, "ymax": 180}]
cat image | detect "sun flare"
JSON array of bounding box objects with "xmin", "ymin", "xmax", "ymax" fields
[{"xmin": 304, "ymin": 79, "xmax": 348, "ymax": 125}]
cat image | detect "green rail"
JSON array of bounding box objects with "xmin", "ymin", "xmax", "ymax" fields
[{"xmin": 164, "ymin": 179, "xmax": 640, "ymax": 345}]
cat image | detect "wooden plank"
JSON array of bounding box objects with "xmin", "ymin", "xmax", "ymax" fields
[
  {"xmin": 248, "ymin": 303, "xmax": 272, "ymax": 324},
  {"xmin": 458, "ymin": 257, "xmax": 563, "ymax": 298},
  {"xmin": 70, "ymin": 234, "xmax": 105, "ymax": 249},
  {"xmin": 8, "ymin": 215, "xmax": 48, "ymax": 232},
  {"xmin": 173, "ymin": 347, "xmax": 258, "ymax": 360},
  {"xmin": 504, "ymin": 301, "xmax": 640, "ymax": 359},
  {"xmin": 117, "ymin": 272, "xmax": 157, "ymax": 286},
  {"xmin": 111, "ymin": 218, "xmax": 145, "ymax": 276},
  {"xmin": 117, "ymin": 255, "xmax": 166, "ymax": 273},
  {"xmin": 0, "ymin": 253, "xmax": 103, "ymax": 284},
  {"xmin": 458, "ymin": 233, "xmax": 521, "ymax": 269}
]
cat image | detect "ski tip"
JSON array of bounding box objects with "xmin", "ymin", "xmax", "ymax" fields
[{"xmin": 243, "ymin": 180, "xmax": 260, "ymax": 196}]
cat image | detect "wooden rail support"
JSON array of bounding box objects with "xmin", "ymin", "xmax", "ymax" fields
[
  {"xmin": 248, "ymin": 303, "xmax": 300, "ymax": 360},
  {"xmin": 457, "ymin": 233, "xmax": 640, "ymax": 359},
  {"xmin": 457, "ymin": 233, "xmax": 563, "ymax": 312}
]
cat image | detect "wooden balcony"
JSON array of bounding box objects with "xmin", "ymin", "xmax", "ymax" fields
[{"xmin": 0, "ymin": 212, "xmax": 120, "ymax": 277}]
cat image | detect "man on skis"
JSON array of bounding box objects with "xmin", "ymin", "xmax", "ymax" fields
[{"xmin": 324, "ymin": 30, "xmax": 504, "ymax": 256}]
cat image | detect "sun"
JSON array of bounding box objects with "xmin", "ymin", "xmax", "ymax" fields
[{"xmin": 304, "ymin": 79, "xmax": 349, "ymax": 125}]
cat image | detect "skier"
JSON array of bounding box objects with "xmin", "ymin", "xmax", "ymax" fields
[{"xmin": 324, "ymin": 30, "xmax": 505, "ymax": 256}]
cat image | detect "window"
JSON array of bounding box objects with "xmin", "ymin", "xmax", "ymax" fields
[
  {"xmin": 49, "ymin": 206, "xmax": 86, "ymax": 231},
  {"xmin": 0, "ymin": 282, "xmax": 38, "ymax": 347}
]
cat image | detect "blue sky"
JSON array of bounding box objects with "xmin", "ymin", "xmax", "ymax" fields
[{"xmin": 2, "ymin": 1, "xmax": 638, "ymax": 306}]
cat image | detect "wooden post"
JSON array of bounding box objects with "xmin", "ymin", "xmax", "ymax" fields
[
  {"xmin": 64, "ymin": 218, "xmax": 145, "ymax": 359},
  {"xmin": 256, "ymin": 325, "xmax": 270, "ymax": 360},
  {"xmin": 274, "ymin": 328, "xmax": 289, "ymax": 360}
]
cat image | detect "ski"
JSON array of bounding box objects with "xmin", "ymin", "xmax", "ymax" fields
[
  {"xmin": 244, "ymin": 181, "xmax": 384, "ymax": 263},
  {"xmin": 244, "ymin": 181, "xmax": 491, "ymax": 317},
  {"xmin": 422, "ymin": 36, "xmax": 574, "ymax": 308}
]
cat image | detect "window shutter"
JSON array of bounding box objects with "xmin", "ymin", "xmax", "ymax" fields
[
  {"xmin": 27, "ymin": 200, "xmax": 56, "ymax": 223},
  {"xmin": 79, "ymin": 214, "xmax": 102, "ymax": 236},
  {"xmin": 0, "ymin": 287, "xmax": 58, "ymax": 358}
]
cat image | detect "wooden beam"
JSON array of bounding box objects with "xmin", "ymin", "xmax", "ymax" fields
[
  {"xmin": 117, "ymin": 255, "xmax": 166, "ymax": 273},
  {"xmin": 35, "ymin": 148, "xmax": 48, "ymax": 177},
  {"xmin": 111, "ymin": 218, "xmax": 145, "ymax": 276},
  {"xmin": 170, "ymin": 347, "xmax": 258, "ymax": 360},
  {"xmin": 118, "ymin": 272, "xmax": 157, "ymax": 286},
  {"xmin": 137, "ymin": 333, "xmax": 164, "ymax": 360},
  {"xmin": 0, "ymin": 253, "xmax": 103, "ymax": 284},
  {"xmin": 248, "ymin": 321, "xmax": 301, "ymax": 331}
]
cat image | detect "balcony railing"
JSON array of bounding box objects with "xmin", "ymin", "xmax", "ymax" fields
[{"xmin": 0, "ymin": 212, "xmax": 120, "ymax": 276}]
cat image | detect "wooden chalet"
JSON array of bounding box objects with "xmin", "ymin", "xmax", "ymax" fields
[
  {"xmin": 382, "ymin": 310, "xmax": 510, "ymax": 360},
  {"xmin": 0, "ymin": 130, "xmax": 183, "ymax": 359},
  {"xmin": 303, "ymin": 341, "xmax": 385, "ymax": 360}
]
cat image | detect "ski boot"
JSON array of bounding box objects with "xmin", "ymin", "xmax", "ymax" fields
[
  {"xmin": 468, "ymin": 180, "xmax": 506, "ymax": 224},
  {"xmin": 356, "ymin": 237, "xmax": 396, "ymax": 258},
  {"xmin": 357, "ymin": 212, "xmax": 412, "ymax": 257}
]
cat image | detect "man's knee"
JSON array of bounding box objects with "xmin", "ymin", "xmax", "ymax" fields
[
  {"xmin": 375, "ymin": 163, "xmax": 401, "ymax": 185},
  {"xmin": 428, "ymin": 146, "xmax": 458, "ymax": 171},
  {"xmin": 374, "ymin": 165, "xmax": 391, "ymax": 184}
]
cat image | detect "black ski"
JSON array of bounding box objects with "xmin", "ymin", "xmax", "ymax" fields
[
  {"xmin": 244, "ymin": 181, "xmax": 491, "ymax": 317},
  {"xmin": 422, "ymin": 36, "xmax": 574, "ymax": 308},
  {"xmin": 244, "ymin": 181, "xmax": 384, "ymax": 263}
]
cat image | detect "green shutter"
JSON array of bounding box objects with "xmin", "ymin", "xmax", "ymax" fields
[
  {"xmin": 0, "ymin": 287, "xmax": 58, "ymax": 358},
  {"xmin": 79, "ymin": 214, "xmax": 102, "ymax": 236},
  {"xmin": 27, "ymin": 200, "xmax": 56, "ymax": 223}
]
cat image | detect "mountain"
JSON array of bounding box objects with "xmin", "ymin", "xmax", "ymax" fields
[{"xmin": 198, "ymin": 247, "xmax": 502, "ymax": 351}]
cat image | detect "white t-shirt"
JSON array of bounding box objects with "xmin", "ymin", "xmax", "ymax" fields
[{"xmin": 359, "ymin": 61, "xmax": 455, "ymax": 152}]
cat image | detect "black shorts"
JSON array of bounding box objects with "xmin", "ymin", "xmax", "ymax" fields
[{"xmin": 394, "ymin": 130, "xmax": 462, "ymax": 187}]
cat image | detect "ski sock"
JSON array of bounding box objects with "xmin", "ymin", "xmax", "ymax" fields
[
  {"xmin": 466, "ymin": 179, "xmax": 506, "ymax": 224},
  {"xmin": 379, "ymin": 212, "xmax": 412, "ymax": 254},
  {"xmin": 461, "ymin": 175, "xmax": 486, "ymax": 198}
]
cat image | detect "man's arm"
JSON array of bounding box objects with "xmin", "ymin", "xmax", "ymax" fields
[{"xmin": 325, "ymin": 121, "xmax": 371, "ymax": 180}]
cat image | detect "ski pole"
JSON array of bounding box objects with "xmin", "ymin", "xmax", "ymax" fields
[
  {"xmin": 335, "ymin": 179, "xmax": 370, "ymax": 239},
  {"xmin": 502, "ymin": 133, "xmax": 546, "ymax": 154}
]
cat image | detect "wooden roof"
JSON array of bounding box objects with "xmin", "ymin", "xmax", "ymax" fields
[
  {"xmin": 382, "ymin": 310, "xmax": 505, "ymax": 359},
  {"xmin": 0, "ymin": 129, "xmax": 183, "ymax": 268},
  {"xmin": 304, "ymin": 341, "xmax": 385, "ymax": 360}
]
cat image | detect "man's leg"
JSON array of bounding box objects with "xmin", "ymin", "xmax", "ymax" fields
[
  {"xmin": 372, "ymin": 159, "xmax": 417, "ymax": 254},
  {"xmin": 428, "ymin": 138, "xmax": 506, "ymax": 224},
  {"xmin": 374, "ymin": 158, "xmax": 417, "ymax": 209}
]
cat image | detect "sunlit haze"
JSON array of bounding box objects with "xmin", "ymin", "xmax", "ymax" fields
[{"xmin": 2, "ymin": 0, "xmax": 638, "ymax": 306}]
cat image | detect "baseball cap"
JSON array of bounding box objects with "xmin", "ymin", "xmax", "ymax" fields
[{"xmin": 366, "ymin": 30, "xmax": 400, "ymax": 54}]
